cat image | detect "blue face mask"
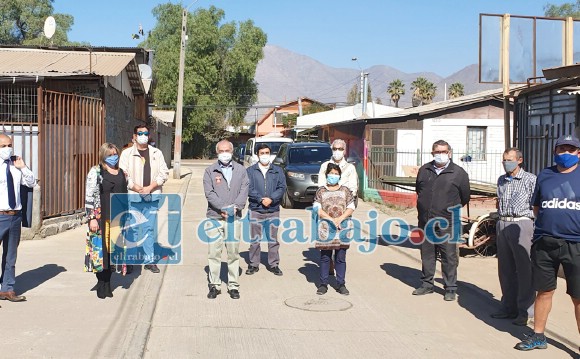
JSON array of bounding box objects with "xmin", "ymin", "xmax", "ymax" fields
[
  {"xmin": 327, "ymin": 174, "xmax": 340, "ymax": 185},
  {"xmin": 105, "ymin": 154, "xmax": 119, "ymax": 167},
  {"xmin": 554, "ymin": 153, "xmax": 579, "ymax": 168}
]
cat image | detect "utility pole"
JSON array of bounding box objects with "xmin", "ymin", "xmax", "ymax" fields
[
  {"xmin": 362, "ymin": 73, "xmax": 369, "ymax": 115},
  {"xmin": 173, "ymin": 8, "xmax": 187, "ymax": 179}
]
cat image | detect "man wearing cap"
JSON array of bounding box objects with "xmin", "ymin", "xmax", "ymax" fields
[
  {"xmin": 491, "ymin": 147, "xmax": 536, "ymax": 326},
  {"xmin": 0, "ymin": 133, "xmax": 36, "ymax": 303},
  {"xmin": 515, "ymin": 135, "xmax": 580, "ymax": 351}
]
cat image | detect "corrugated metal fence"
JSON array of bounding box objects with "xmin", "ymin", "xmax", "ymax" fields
[{"xmin": 40, "ymin": 90, "xmax": 104, "ymax": 217}]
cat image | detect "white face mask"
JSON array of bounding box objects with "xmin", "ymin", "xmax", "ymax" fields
[
  {"xmin": 0, "ymin": 146, "xmax": 13, "ymax": 161},
  {"xmin": 332, "ymin": 150, "xmax": 344, "ymax": 161},
  {"xmin": 259, "ymin": 154, "xmax": 270, "ymax": 165},
  {"xmin": 136, "ymin": 135, "xmax": 149, "ymax": 145},
  {"xmin": 218, "ymin": 152, "xmax": 232, "ymax": 163},
  {"xmin": 433, "ymin": 153, "xmax": 449, "ymax": 165}
]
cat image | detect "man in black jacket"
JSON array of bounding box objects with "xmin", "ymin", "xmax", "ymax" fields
[{"xmin": 412, "ymin": 140, "xmax": 470, "ymax": 301}]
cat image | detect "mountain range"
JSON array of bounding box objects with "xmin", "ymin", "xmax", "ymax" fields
[{"xmin": 254, "ymin": 45, "xmax": 499, "ymax": 110}]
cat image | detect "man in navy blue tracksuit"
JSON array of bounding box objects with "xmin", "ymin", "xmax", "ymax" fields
[{"xmin": 246, "ymin": 144, "xmax": 287, "ymax": 276}]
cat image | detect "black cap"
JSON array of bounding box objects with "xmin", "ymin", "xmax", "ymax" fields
[{"xmin": 554, "ymin": 134, "xmax": 580, "ymax": 149}]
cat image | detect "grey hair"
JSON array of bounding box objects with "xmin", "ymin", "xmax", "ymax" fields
[
  {"xmin": 215, "ymin": 139, "xmax": 234, "ymax": 152},
  {"xmin": 503, "ymin": 147, "xmax": 523, "ymax": 160},
  {"xmin": 331, "ymin": 139, "xmax": 347, "ymax": 149}
]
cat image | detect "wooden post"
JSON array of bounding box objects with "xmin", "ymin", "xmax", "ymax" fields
[
  {"xmin": 502, "ymin": 14, "xmax": 511, "ymax": 148},
  {"xmin": 565, "ymin": 16, "xmax": 573, "ymax": 66}
]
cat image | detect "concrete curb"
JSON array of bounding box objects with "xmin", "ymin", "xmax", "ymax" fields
[{"xmin": 114, "ymin": 170, "xmax": 193, "ymax": 359}]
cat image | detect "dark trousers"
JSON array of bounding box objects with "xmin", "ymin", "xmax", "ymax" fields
[
  {"xmin": 496, "ymin": 219, "xmax": 535, "ymax": 317},
  {"xmin": 249, "ymin": 211, "xmax": 280, "ymax": 267},
  {"xmin": 420, "ymin": 226, "xmax": 458, "ymax": 290},
  {"xmin": 0, "ymin": 213, "xmax": 22, "ymax": 292},
  {"xmin": 320, "ymin": 248, "xmax": 347, "ymax": 286},
  {"xmin": 96, "ymin": 269, "xmax": 112, "ymax": 282}
]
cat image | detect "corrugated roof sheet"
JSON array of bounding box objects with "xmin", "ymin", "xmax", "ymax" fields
[{"xmin": 0, "ymin": 48, "xmax": 135, "ymax": 77}]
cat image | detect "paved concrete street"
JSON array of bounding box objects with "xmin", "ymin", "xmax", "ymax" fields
[{"xmin": 1, "ymin": 160, "xmax": 578, "ymax": 358}]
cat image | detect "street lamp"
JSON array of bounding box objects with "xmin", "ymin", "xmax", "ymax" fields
[
  {"xmin": 351, "ymin": 57, "xmax": 368, "ymax": 115},
  {"xmin": 173, "ymin": 0, "xmax": 198, "ymax": 179}
]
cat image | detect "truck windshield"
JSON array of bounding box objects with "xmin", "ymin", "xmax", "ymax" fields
[{"xmin": 288, "ymin": 147, "xmax": 332, "ymax": 164}]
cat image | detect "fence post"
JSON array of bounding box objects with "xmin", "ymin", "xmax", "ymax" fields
[{"xmin": 416, "ymin": 149, "xmax": 421, "ymax": 166}]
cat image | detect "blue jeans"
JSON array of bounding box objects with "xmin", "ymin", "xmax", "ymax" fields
[
  {"xmin": 0, "ymin": 214, "xmax": 22, "ymax": 292},
  {"xmin": 320, "ymin": 248, "xmax": 347, "ymax": 286},
  {"xmin": 126, "ymin": 200, "xmax": 158, "ymax": 264}
]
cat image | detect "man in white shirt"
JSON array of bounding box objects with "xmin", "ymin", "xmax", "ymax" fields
[
  {"xmin": 0, "ymin": 133, "xmax": 36, "ymax": 303},
  {"xmin": 317, "ymin": 139, "xmax": 358, "ymax": 197}
]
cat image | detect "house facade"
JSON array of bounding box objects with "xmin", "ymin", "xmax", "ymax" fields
[{"xmin": 254, "ymin": 97, "xmax": 326, "ymax": 137}]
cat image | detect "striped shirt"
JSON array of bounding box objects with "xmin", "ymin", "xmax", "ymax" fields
[{"xmin": 496, "ymin": 168, "xmax": 536, "ymax": 218}]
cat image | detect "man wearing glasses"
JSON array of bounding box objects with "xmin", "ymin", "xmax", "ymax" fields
[
  {"xmin": 413, "ymin": 140, "xmax": 470, "ymax": 302},
  {"xmin": 317, "ymin": 139, "xmax": 358, "ymax": 198},
  {"xmin": 120, "ymin": 125, "xmax": 169, "ymax": 273}
]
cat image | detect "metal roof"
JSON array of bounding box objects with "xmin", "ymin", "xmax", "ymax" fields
[
  {"xmin": 0, "ymin": 48, "xmax": 144, "ymax": 94},
  {"xmin": 0, "ymin": 47, "xmax": 135, "ymax": 77}
]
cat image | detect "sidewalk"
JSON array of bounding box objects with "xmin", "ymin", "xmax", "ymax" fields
[{"xmin": 1, "ymin": 163, "xmax": 578, "ymax": 358}]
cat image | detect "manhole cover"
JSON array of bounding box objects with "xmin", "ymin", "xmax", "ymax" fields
[{"xmin": 284, "ymin": 295, "xmax": 353, "ymax": 312}]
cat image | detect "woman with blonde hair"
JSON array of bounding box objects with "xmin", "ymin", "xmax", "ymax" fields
[{"xmin": 84, "ymin": 143, "xmax": 127, "ymax": 299}]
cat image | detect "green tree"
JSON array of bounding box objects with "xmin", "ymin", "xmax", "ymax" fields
[
  {"xmin": 0, "ymin": 0, "xmax": 75, "ymax": 46},
  {"xmin": 346, "ymin": 83, "xmax": 358, "ymax": 105},
  {"xmin": 544, "ymin": 0, "xmax": 580, "ymax": 17},
  {"xmin": 448, "ymin": 82, "xmax": 464, "ymax": 99},
  {"xmin": 144, "ymin": 4, "xmax": 267, "ymax": 156},
  {"xmin": 387, "ymin": 79, "xmax": 405, "ymax": 107},
  {"xmin": 410, "ymin": 77, "xmax": 437, "ymax": 106}
]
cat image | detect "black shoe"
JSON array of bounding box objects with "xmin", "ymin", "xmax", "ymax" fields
[
  {"xmin": 444, "ymin": 290, "xmax": 456, "ymax": 301},
  {"xmin": 144, "ymin": 264, "xmax": 160, "ymax": 273},
  {"xmin": 337, "ymin": 285, "xmax": 350, "ymax": 295},
  {"xmin": 269, "ymin": 266, "xmax": 283, "ymax": 276},
  {"xmin": 228, "ymin": 289, "xmax": 240, "ymax": 299},
  {"xmin": 246, "ymin": 266, "xmax": 259, "ymax": 275},
  {"xmin": 207, "ymin": 286, "xmax": 221, "ymax": 299},
  {"xmin": 96, "ymin": 281, "xmax": 106, "ymax": 299},
  {"xmin": 412, "ymin": 286, "xmax": 434, "ymax": 295},
  {"xmin": 490, "ymin": 311, "xmax": 518, "ymax": 319},
  {"xmin": 317, "ymin": 285, "xmax": 328, "ymax": 295},
  {"xmin": 104, "ymin": 282, "xmax": 113, "ymax": 298}
]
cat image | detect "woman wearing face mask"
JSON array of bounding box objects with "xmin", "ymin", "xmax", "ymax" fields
[
  {"xmin": 312, "ymin": 163, "xmax": 356, "ymax": 296},
  {"xmin": 85, "ymin": 143, "xmax": 128, "ymax": 299}
]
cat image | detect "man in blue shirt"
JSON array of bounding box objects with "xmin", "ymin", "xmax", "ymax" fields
[{"xmin": 515, "ymin": 135, "xmax": 580, "ymax": 351}]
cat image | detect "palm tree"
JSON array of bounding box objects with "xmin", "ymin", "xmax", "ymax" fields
[
  {"xmin": 410, "ymin": 77, "xmax": 437, "ymax": 106},
  {"xmin": 448, "ymin": 82, "xmax": 465, "ymax": 99},
  {"xmin": 387, "ymin": 79, "xmax": 405, "ymax": 107}
]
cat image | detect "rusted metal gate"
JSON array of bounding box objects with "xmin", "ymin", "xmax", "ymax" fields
[
  {"xmin": 368, "ymin": 129, "xmax": 397, "ymax": 191},
  {"xmin": 40, "ymin": 90, "xmax": 104, "ymax": 218}
]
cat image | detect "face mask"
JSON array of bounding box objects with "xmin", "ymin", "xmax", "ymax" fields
[
  {"xmin": 554, "ymin": 153, "xmax": 579, "ymax": 168},
  {"xmin": 259, "ymin": 154, "xmax": 270, "ymax": 165},
  {"xmin": 433, "ymin": 153, "xmax": 449, "ymax": 165},
  {"xmin": 327, "ymin": 174, "xmax": 340, "ymax": 185},
  {"xmin": 105, "ymin": 154, "xmax": 119, "ymax": 167},
  {"xmin": 332, "ymin": 150, "xmax": 344, "ymax": 161},
  {"xmin": 502, "ymin": 160, "xmax": 518, "ymax": 174},
  {"xmin": 218, "ymin": 152, "xmax": 232, "ymax": 164},
  {"xmin": 136, "ymin": 135, "xmax": 149, "ymax": 145},
  {"xmin": 0, "ymin": 147, "xmax": 13, "ymax": 161}
]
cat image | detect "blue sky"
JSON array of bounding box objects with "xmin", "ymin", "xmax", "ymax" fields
[{"xmin": 53, "ymin": 0, "xmax": 567, "ymax": 77}]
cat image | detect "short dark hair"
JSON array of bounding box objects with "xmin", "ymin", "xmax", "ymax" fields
[
  {"xmin": 432, "ymin": 140, "xmax": 451, "ymax": 152},
  {"xmin": 325, "ymin": 162, "xmax": 342, "ymax": 176},
  {"xmin": 257, "ymin": 143, "xmax": 271, "ymax": 153},
  {"xmin": 134, "ymin": 124, "xmax": 150, "ymax": 134}
]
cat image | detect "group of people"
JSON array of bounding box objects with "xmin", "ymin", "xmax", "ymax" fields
[
  {"xmin": 0, "ymin": 129, "xmax": 577, "ymax": 353},
  {"xmin": 84, "ymin": 124, "xmax": 169, "ymax": 299},
  {"xmin": 203, "ymin": 138, "xmax": 358, "ymax": 299}
]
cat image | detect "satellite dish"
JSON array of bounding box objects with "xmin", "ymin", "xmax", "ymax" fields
[
  {"xmin": 353, "ymin": 103, "xmax": 363, "ymax": 117},
  {"xmin": 138, "ymin": 64, "xmax": 152, "ymax": 79},
  {"xmin": 44, "ymin": 16, "xmax": 56, "ymax": 39}
]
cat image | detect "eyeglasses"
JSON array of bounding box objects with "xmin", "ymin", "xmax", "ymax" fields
[
  {"xmin": 137, "ymin": 131, "xmax": 149, "ymax": 136},
  {"xmin": 433, "ymin": 150, "xmax": 449, "ymax": 155},
  {"xmin": 332, "ymin": 147, "xmax": 344, "ymax": 151}
]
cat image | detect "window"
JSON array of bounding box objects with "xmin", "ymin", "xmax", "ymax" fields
[{"xmin": 467, "ymin": 127, "xmax": 487, "ymax": 160}]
